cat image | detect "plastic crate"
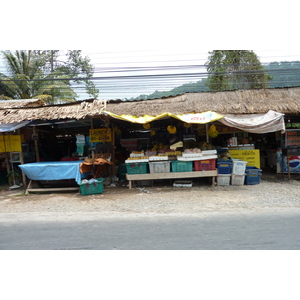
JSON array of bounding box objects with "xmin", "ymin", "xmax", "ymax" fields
[
  {"xmin": 126, "ymin": 162, "xmax": 148, "ymax": 174},
  {"xmin": 245, "ymin": 166, "xmax": 262, "ymax": 174},
  {"xmin": 171, "ymin": 160, "xmax": 193, "ymax": 172},
  {"xmin": 245, "ymin": 173, "xmax": 261, "ymax": 185},
  {"xmin": 217, "ymin": 174, "xmax": 231, "ymax": 186},
  {"xmin": 232, "ymin": 159, "xmax": 248, "ymax": 175},
  {"xmin": 80, "ymin": 178, "xmax": 104, "ymax": 195},
  {"xmin": 217, "ymin": 159, "xmax": 232, "ymax": 174},
  {"xmin": 194, "ymin": 159, "xmax": 216, "ymax": 171},
  {"xmin": 231, "ymin": 174, "xmax": 245, "ymax": 185},
  {"xmin": 149, "ymin": 161, "xmax": 171, "ymax": 173}
]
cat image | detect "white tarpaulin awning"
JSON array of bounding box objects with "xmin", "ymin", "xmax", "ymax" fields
[
  {"xmin": 219, "ymin": 110, "xmax": 285, "ymax": 134},
  {"xmin": 0, "ymin": 121, "xmax": 30, "ymax": 133}
]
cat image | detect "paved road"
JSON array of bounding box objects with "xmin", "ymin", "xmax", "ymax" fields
[{"xmin": 1, "ymin": 210, "xmax": 300, "ymax": 250}]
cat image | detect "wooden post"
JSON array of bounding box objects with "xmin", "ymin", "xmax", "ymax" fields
[
  {"xmin": 111, "ymin": 124, "xmax": 116, "ymax": 175},
  {"xmin": 33, "ymin": 126, "xmax": 40, "ymax": 162},
  {"xmin": 90, "ymin": 118, "xmax": 95, "ymax": 159},
  {"xmin": 17, "ymin": 129, "xmax": 27, "ymax": 186}
]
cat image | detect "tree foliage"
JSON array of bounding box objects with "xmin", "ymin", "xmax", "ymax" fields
[
  {"xmin": 205, "ymin": 50, "xmax": 272, "ymax": 91},
  {"xmin": 0, "ymin": 50, "xmax": 99, "ymax": 103},
  {"xmin": 265, "ymin": 61, "xmax": 300, "ymax": 88}
]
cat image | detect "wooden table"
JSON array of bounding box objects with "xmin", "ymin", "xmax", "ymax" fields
[
  {"xmin": 19, "ymin": 161, "xmax": 83, "ymax": 195},
  {"xmin": 126, "ymin": 170, "xmax": 218, "ymax": 189}
]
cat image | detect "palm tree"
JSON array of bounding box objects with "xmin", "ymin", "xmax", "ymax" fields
[{"xmin": 0, "ymin": 50, "xmax": 77, "ymax": 103}]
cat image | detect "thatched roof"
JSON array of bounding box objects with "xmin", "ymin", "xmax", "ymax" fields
[
  {"xmin": 0, "ymin": 99, "xmax": 106, "ymax": 124},
  {"xmin": 0, "ymin": 99, "xmax": 45, "ymax": 109},
  {"xmin": 105, "ymin": 87, "xmax": 300, "ymax": 117},
  {"xmin": 1, "ymin": 87, "xmax": 300, "ymax": 124}
]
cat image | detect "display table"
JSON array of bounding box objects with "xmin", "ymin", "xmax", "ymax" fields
[
  {"xmin": 126, "ymin": 170, "xmax": 218, "ymax": 189},
  {"xmin": 19, "ymin": 161, "xmax": 83, "ymax": 195}
]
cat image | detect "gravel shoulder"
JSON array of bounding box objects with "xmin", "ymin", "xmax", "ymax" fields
[{"xmin": 1, "ymin": 172, "xmax": 300, "ymax": 218}]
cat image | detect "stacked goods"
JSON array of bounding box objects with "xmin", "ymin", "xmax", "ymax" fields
[
  {"xmin": 149, "ymin": 161, "xmax": 171, "ymax": 173},
  {"xmin": 126, "ymin": 156, "xmax": 149, "ymax": 162},
  {"xmin": 217, "ymin": 174, "xmax": 231, "ymax": 186},
  {"xmin": 217, "ymin": 159, "xmax": 232, "ymax": 186},
  {"xmin": 208, "ymin": 125, "xmax": 219, "ymax": 138},
  {"xmin": 194, "ymin": 159, "xmax": 216, "ymax": 171},
  {"xmin": 126, "ymin": 162, "xmax": 148, "ymax": 174},
  {"xmin": 217, "ymin": 159, "xmax": 232, "ymax": 174},
  {"xmin": 245, "ymin": 166, "xmax": 262, "ymax": 185},
  {"xmin": 171, "ymin": 160, "xmax": 193, "ymax": 172},
  {"xmin": 231, "ymin": 159, "xmax": 248, "ymax": 186},
  {"xmin": 130, "ymin": 151, "xmax": 146, "ymax": 157}
]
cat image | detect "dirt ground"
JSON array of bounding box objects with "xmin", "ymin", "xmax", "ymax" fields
[{"xmin": 1, "ymin": 170, "xmax": 300, "ymax": 216}]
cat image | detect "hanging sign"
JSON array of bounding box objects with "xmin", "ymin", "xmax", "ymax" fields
[
  {"xmin": 89, "ymin": 129, "xmax": 112, "ymax": 143},
  {"xmin": 229, "ymin": 149, "xmax": 260, "ymax": 169},
  {"xmin": 0, "ymin": 135, "xmax": 22, "ymax": 152}
]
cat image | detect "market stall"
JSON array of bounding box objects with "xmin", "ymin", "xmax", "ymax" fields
[
  {"xmin": 106, "ymin": 109, "xmax": 286, "ymax": 188},
  {"xmin": 125, "ymin": 149, "xmax": 218, "ymax": 188},
  {"xmin": 19, "ymin": 160, "xmax": 83, "ymax": 195}
]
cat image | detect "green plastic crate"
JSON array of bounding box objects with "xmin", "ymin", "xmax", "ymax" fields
[
  {"xmin": 80, "ymin": 178, "xmax": 104, "ymax": 195},
  {"xmin": 171, "ymin": 161, "xmax": 193, "ymax": 172},
  {"xmin": 126, "ymin": 162, "xmax": 148, "ymax": 174}
]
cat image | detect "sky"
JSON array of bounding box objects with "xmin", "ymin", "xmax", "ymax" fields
[{"xmin": 2, "ymin": 1, "xmax": 300, "ymax": 101}]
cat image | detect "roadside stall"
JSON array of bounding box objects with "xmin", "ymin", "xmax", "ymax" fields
[{"xmin": 105, "ymin": 108, "xmax": 286, "ymax": 188}]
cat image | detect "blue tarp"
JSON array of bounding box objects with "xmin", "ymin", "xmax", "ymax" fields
[
  {"xmin": 19, "ymin": 161, "xmax": 83, "ymax": 185},
  {"xmin": 0, "ymin": 121, "xmax": 30, "ymax": 132}
]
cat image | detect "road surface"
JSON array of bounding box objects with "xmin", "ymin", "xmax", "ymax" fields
[{"xmin": 1, "ymin": 209, "xmax": 299, "ymax": 250}]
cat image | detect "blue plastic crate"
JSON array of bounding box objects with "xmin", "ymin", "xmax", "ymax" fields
[
  {"xmin": 245, "ymin": 166, "xmax": 262, "ymax": 174},
  {"xmin": 245, "ymin": 173, "xmax": 261, "ymax": 185},
  {"xmin": 217, "ymin": 159, "xmax": 232, "ymax": 174}
]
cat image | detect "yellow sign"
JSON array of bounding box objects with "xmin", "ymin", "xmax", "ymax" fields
[
  {"xmin": 0, "ymin": 135, "xmax": 22, "ymax": 152},
  {"xmin": 89, "ymin": 129, "xmax": 112, "ymax": 143},
  {"xmin": 229, "ymin": 149, "xmax": 260, "ymax": 169}
]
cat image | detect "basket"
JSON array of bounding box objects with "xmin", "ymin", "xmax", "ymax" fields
[
  {"xmin": 231, "ymin": 174, "xmax": 245, "ymax": 186},
  {"xmin": 217, "ymin": 159, "xmax": 232, "ymax": 174},
  {"xmin": 217, "ymin": 174, "xmax": 231, "ymax": 186},
  {"xmin": 149, "ymin": 161, "xmax": 171, "ymax": 173},
  {"xmin": 171, "ymin": 160, "xmax": 193, "ymax": 172},
  {"xmin": 126, "ymin": 162, "xmax": 148, "ymax": 174},
  {"xmin": 232, "ymin": 159, "xmax": 248, "ymax": 175},
  {"xmin": 194, "ymin": 159, "xmax": 216, "ymax": 171},
  {"xmin": 80, "ymin": 178, "xmax": 104, "ymax": 196}
]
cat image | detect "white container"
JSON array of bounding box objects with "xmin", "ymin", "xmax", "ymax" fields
[
  {"xmin": 202, "ymin": 150, "xmax": 217, "ymax": 155},
  {"xmin": 149, "ymin": 161, "xmax": 171, "ymax": 173},
  {"xmin": 130, "ymin": 153, "xmax": 144, "ymax": 157},
  {"xmin": 232, "ymin": 159, "xmax": 248, "ymax": 175},
  {"xmin": 217, "ymin": 174, "xmax": 231, "ymax": 186},
  {"xmin": 231, "ymin": 174, "xmax": 245, "ymax": 185},
  {"xmin": 182, "ymin": 153, "xmax": 203, "ymax": 158},
  {"xmin": 173, "ymin": 180, "xmax": 193, "ymax": 187},
  {"xmin": 125, "ymin": 158, "xmax": 149, "ymax": 163},
  {"xmin": 148, "ymin": 156, "xmax": 168, "ymax": 161},
  {"xmin": 177, "ymin": 155, "xmax": 217, "ymax": 161}
]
